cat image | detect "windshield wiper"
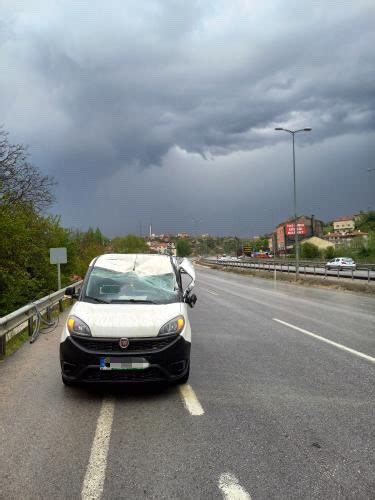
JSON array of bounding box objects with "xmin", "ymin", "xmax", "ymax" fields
[
  {"xmin": 85, "ymin": 295, "xmax": 111, "ymax": 304},
  {"xmin": 110, "ymin": 299, "xmax": 156, "ymax": 304}
]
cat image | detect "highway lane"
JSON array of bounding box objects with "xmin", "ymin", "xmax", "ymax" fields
[
  {"xmin": 0, "ymin": 267, "xmax": 374, "ymax": 499},
  {"xmin": 197, "ymin": 265, "xmax": 375, "ymax": 356}
]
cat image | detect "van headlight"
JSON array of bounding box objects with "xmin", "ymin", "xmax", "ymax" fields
[
  {"xmin": 159, "ymin": 315, "xmax": 185, "ymax": 336},
  {"xmin": 67, "ymin": 316, "xmax": 91, "ymax": 336}
]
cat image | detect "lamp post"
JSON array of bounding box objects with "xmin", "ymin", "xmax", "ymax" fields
[
  {"xmin": 368, "ymin": 169, "xmax": 375, "ymax": 210},
  {"xmin": 275, "ymin": 127, "xmax": 312, "ymax": 277}
]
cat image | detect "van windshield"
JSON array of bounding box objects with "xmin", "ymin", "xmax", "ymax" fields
[{"xmin": 83, "ymin": 265, "xmax": 180, "ymax": 305}]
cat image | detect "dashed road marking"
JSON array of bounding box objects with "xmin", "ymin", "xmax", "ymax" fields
[
  {"xmin": 202, "ymin": 287, "xmax": 219, "ymax": 296},
  {"xmin": 81, "ymin": 398, "xmax": 115, "ymax": 500},
  {"xmin": 219, "ymin": 473, "xmax": 251, "ymax": 499},
  {"xmin": 273, "ymin": 318, "xmax": 375, "ymax": 363},
  {"xmin": 179, "ymin": 384, "xmax": 204, "ymax": 416}
]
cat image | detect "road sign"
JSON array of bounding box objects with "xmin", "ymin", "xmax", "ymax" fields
[
  {"xmin": 50, "ymin": 248, "xmax": 67, "ymax": 264},
  {"xmin": 50, "ymin": 248, "xmax": 67, "ymax": 290}
]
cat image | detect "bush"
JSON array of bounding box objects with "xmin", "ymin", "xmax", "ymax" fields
[
  {"xmin": 324, "ymin": 246, "xmax": 335, "ymax": 260},
  {"xmin": 300, "ymin": 242, "xmax": 320, "ymax": 259},
  {"xmin": 176, "ymin": 239, "xmax": 192, "ymax": 257},
  {"xmin": 111, "ymin": 235, "xmax": 148, "ymax": 254}
]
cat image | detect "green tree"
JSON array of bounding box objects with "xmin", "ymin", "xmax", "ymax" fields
[
  {"xmin": 111, "ymin": 235, "xmax": 148, "ymax": 254},
  {"xmin": 0, "ymin": 203, "xmax": 77, "ymax": 315},
  {"xmin": 356, "ymin": 211, "xmax": 375, "ymax": 232},
  {"xmin": 69, "ymin": 227, "xmax": 108, "ymax": 277},
  {"xmin": 300, "ymin": 242, "xmax": 320, "ymax": 259},
  {"xmin": 324, "ymin": 246, "xmax": 335, "ymax": 260},
  {"xmin": 176, "ymin": 239, "xmax": 192, "ymax": 257},
  {"xmin": 0, "ymin": 127, "xmax": 55, "ymax": 212}
]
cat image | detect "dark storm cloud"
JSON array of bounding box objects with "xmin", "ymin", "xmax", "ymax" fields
[{"xmin": 1, "ymin": 0, "xmax": 374, "ymax": 235}]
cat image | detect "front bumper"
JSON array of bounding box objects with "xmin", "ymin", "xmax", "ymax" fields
[{"xmin": 60, "ymin": 333, "xmax": 190, "ymax": 383}]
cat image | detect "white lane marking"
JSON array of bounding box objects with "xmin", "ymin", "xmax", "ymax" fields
[
  {"xmin": 273, "ymin": 318, "xmax": 375, "ymax": 363},
  {"xmin": 179, "ymin": 384, "xmax": 204, "ymax": 416},
  {"xmin": 219, "ymin": 473, "xmax": 251, "ymax": 500},
  {"xmin": 81, "ymin": 398, "xmax": 115, "ymax": 500}
]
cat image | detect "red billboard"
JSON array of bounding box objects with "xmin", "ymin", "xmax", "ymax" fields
[{"xmin": 286, "ymin": 223, "xmax": 306, "ymax": 236}]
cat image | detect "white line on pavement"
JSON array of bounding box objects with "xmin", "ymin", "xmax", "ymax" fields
[
  {"xmin": 81, "ymin": 398, "xmax": 115, "ymax": 500},
  {"xmin": 273, "ymin": 318, "xmax": 375, "ymax": 363},
  {"xmin": 219, "ymin": 473, "xmax": 252, "ymax": 500},
  {"xmin": 179, "ymin": 384, "xmax": 204, "ymax": 416}
]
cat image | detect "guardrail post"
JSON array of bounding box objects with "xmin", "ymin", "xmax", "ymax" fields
[
  {"xmin": 58, "ymin": 299, "xmax": 64, "ymax": 312},
  {"xmin": 28, "ymin": 317, "xmax": 34, "ymax": 337},
  {"xmin": 46, "ymin": 306, "xmax": 52, "ymax": 322},
  {"xmin": 337, "ymin": 269, "xmax": 340, "ymax": 280},
  {"xmin": 0, "ymin": 332, "xmax": 5, "ymax": 356},
  {"xmin": 351, "ymin": 269, "xmax": 354, "ymax": 280},
  {"xmin": 368, "ymin": 268, "xmax": 370, "ymax": 283}
]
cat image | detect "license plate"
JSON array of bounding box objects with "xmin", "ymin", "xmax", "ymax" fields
[{"xmin": 99, "ymin": 357, "xmax": 150, "ymax": 371}]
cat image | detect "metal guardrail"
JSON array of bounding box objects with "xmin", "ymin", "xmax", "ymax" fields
[
  {"xmin": 0, "ymin": 281, "xmax": 83, "ymax": 356},
  {"xmin": 202, "ymin": 258, "xmax": 375, "ymax": 282},
  {"xmin": 232, "ymin": 257, "xmax": 375, "ymax": 270}
]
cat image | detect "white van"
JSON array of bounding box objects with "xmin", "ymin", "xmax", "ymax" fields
[{"xmin": 60, "ymin": 254, "xmax": 197, "ymax": 385}]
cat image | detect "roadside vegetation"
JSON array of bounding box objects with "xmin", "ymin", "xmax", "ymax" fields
[{"xmin": 0, "ymin": 127, "xmax": 147, "ymax": 317}]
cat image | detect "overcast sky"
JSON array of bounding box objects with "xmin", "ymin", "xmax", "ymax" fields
[{"xmin": 1, "ymin": 0, "xmax": 374, "ymax": 236}]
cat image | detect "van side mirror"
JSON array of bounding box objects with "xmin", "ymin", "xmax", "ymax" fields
[
  {"xmin": 179, "ymin": 258, "xmax": 196, "ymax": 298},
  {"xmin": 185, "ymin": 293, "xmax": 197, "ymax": 308},
  {"xmin": 65, "ymin": 286, "xmax": 79, "ymax": 299}
]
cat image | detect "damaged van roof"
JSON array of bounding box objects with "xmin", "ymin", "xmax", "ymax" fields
[{"xmin": 89, "ymin": 254, "xmax": 174, "ymax": 276}]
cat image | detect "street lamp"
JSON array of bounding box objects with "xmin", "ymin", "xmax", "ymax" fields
[
  {"xmin": 275, "ymin": 127, "xmax": 312, "ymax": 277},
  {"xmin": 367, "ymin": 169, "xmax": 375, "ymax": 210}
]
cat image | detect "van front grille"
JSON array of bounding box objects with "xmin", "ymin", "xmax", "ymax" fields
[
  {"xmin": 71, "ymin": 334, "xmax": 178, "ymax": 353},
  {"xmin": 85, "ymin": 367, "xmax": 164, "ymax": 381}
]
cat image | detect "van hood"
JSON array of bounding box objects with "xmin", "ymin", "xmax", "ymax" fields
[{"xmin": 70, "ymin": 301, "xmax": 182, "ymax": 338}]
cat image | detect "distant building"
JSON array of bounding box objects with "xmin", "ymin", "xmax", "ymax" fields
[
  {"xmin": 301, "ymin": 236, "xmax": 334, "ymax": 250},
  {"xmin": 146, "ymin": 240, "xmax": 176, "ymax": 256},
  {"xmin": 177, "ymin": 232, "xmax": 189, "ymax": 239},
  {"xmin": 324, "ymin": 231, "xmax": 368, "ymax": 246},
  {"xmin": 273, "ymin": 215, "xmax": 324, "ymax": 254},
  {"xmin": 333, "ymin": 216, "xmax": 355, "ymax": 232}
]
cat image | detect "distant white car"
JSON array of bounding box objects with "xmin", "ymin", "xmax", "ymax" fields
[{"xmin": 325, "ymin": 257, "xmax": 356, "ymax": 271}]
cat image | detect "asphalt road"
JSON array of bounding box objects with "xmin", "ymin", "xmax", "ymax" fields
[{"xmin": 0, "ymin": 265, "xmax": 374, "ymax": 499}]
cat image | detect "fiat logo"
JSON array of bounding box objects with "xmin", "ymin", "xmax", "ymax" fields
[{"xmin": 119, "ymin": 338, "xmax": 130, "ymax": 349}]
